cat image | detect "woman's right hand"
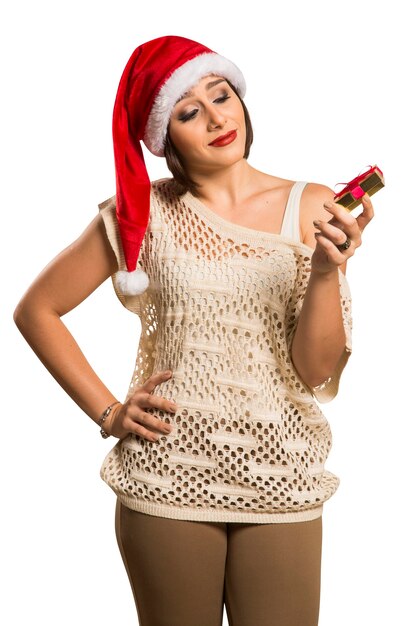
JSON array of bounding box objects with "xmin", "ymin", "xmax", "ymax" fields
[{"xmin": 104, "ymin": 370, "xmax": 177, "ymax": 440}]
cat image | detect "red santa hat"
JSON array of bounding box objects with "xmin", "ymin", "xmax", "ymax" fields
[{"xmin": 112, "ymin": 35, "xmax": 246, "ymax": 295}]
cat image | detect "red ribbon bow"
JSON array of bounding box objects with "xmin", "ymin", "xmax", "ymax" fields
[{"xmin": 334, "ymin": 165, "xmax": 384, "ymax": 201}]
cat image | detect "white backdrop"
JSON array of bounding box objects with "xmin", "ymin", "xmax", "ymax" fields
[{"xmin": 1, "ymin": 1, "xmax": 416, "ymax": 624}]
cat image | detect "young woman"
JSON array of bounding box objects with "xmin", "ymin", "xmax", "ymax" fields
[{"xmin": 14, "ymin": 35, "xmax": 373, "ymax": 626}]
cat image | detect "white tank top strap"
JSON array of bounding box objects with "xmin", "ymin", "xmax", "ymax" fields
[{"xmin": 280, "ymin": 180, "xmax": 309, "ymax": 242}]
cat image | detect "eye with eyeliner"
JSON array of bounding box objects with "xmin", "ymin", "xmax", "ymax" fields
[{"xmin": 178, "ymin": 94, "xmax": 231, "ymax": 122}]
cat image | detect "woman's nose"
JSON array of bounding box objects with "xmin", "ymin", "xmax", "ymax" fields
[{"xmin": 207, "ymin": 104, "xmax": 226, "ymax": 128}]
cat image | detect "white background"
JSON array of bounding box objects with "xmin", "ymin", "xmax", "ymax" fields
[{"xmin": 1, "ymin": 1, "xmax": 416, "ymax": 624}]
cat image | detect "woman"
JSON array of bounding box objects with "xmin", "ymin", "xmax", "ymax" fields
[{"xmin": 14, "ymin": 35, "xmax": 373, "ymax": 626}]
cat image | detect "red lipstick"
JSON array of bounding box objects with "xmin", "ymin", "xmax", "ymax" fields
[{"xmin": 209, "ymin": 130, "xmax": 237, "ymax": 147}]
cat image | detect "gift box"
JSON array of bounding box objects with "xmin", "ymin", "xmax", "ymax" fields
[{"xmin": 334, "ymin": 165, "xmax": 385, "ymax": 211}]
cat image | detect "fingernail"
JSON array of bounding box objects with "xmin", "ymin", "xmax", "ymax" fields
[
  {"xmin": 324, "ymin": 201, "xmax": 333, "ymax": 208},
  {"xmin": 169, "ymin": 403, "xmax": 177, "ymax": 412},
  {"xmin": 164, "ymin": 370, "xmax": 172, "ymax": 376},
  {"xmin": 313, "ymin": 220, "xmax": 321, "ymax": 227}
]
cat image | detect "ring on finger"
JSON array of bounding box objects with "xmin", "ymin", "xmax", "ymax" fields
[{"xmin": 336, "ymin": 237, "xmax": 351, "ymax": 252}]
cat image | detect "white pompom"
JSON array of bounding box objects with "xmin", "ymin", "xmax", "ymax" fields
[{"xmin": 114, "ymin": 269, "xmax": 149, "ymax": 295}]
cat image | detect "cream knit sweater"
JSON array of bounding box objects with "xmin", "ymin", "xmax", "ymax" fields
[{"xmin": 98, "ymin": 178, "xmax": 352, "ymax": 523}]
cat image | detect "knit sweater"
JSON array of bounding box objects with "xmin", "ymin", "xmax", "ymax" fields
[{"xmin": 98, "ymin": 177, "xmax": 352, "ymax": 523}]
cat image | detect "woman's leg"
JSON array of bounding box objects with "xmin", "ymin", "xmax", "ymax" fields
[
  {"xmin": 115, "ymin": 499, "xmax": 227, "ymax": 626},
  {"xmin": 224, "ymin": 517, "xmax": 322, "ymax": 626}
]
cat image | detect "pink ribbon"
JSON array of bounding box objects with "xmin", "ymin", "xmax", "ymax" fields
[{"xmin": 334, "ymin": 165, "xmax": 383, "ymax": 200}]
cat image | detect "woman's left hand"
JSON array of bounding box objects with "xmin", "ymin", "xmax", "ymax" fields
[{"xmin": 311, "ymin": 193, "xmax": 374, "ymax": 274}]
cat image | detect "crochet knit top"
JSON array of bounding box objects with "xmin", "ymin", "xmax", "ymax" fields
[{"xmin": 98, "ymin": 177, "xmax": 352, "ymax": 524}]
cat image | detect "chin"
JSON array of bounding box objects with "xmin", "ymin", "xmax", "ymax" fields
[{"xmin": 216, "ymin": 145, "xmax": 246, "ymax": 165}]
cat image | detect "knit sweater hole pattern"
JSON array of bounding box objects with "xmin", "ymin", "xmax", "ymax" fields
[{"xmin": 98, "ymin": 178, "xmax": 352, "ymax": 523}]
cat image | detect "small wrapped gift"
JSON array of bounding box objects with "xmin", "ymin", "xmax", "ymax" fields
[{"xmin": 334, "ymin": 165, "xmax": 385, "ymax": 211}]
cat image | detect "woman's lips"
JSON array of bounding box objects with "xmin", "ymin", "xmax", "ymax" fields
[{"xmin": 209, "ymin": 130, "xmax": 237, "ymax": 147}]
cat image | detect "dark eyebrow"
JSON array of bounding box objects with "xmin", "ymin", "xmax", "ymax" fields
[{"xmin": 176, "ymin": 78, "xmax": 226, "ymax": 104}]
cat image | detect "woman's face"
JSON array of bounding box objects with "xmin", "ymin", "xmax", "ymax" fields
[{"xmin": 168, "ymin": 74, "xmax": 246, "ymax": 172}]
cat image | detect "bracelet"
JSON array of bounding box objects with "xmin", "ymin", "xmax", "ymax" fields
[{"xmin": 98, "ymin": 401, "xmax": 120, "ymax": 439}]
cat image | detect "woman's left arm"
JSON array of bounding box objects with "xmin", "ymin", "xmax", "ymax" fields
[{"xmin": 291, "ymin": 184, "xmax": 374, "ymax": 388}]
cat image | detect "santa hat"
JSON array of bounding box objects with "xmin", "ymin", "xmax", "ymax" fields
[{"xmin": 112, "ymin": 35, "xmax": 246, "ymax": 295}]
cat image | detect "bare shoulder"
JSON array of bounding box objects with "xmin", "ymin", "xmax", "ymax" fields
[
  {"xmin": 301, "ymin": 182, "xmax": 335, "ymax": 214},
  {"xmin": 257, "ymin": 171, "xmax": 295, "ymax": 192},
  {"xmin": 300, "ymin": 182, "xmax": 335, "ymax": 245},
  {"xmin": 249, "ymin": 171, "xmax": 296, "ymax": 208}
]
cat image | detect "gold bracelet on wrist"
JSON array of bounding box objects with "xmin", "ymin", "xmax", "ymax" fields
[{"xmin": 98, "ymin": 401, "xmax": 120, "ymax": 439}]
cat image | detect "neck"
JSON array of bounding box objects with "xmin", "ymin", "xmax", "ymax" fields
[{"xmin": 188, "ymin": 159, "xmax": 259, "ymax": 210}]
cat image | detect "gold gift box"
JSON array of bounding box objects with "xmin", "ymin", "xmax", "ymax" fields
[{"xmin": 334, "ymin": 165, "xmax": 385, "ymax": 211}]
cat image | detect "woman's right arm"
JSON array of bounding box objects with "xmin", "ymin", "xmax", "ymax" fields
[{"xmin": 13, "ymin": 214, "xmax": 176, "ymax": 439}]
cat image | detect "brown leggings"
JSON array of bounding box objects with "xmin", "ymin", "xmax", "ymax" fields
[{"xmin": 115, "ymin": 499, "xmax": 322, "ymax": 626}]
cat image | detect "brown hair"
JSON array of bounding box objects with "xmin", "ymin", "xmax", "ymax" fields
[{"xmin": 164, "ymin": 79, "xmax": 254, "ymax": 197}]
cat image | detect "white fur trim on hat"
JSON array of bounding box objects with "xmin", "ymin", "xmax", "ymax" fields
[
  {"xmin": 143, "ymin": 52, "xmax": 246, "ymax": 157},
  {"xmin": 114, "ymin": 268, "xmax": 149, "ymax": 296}
]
